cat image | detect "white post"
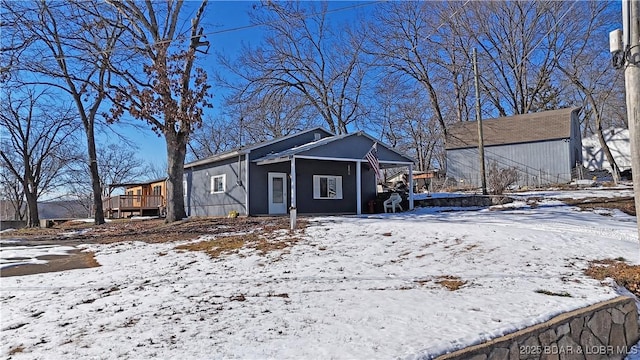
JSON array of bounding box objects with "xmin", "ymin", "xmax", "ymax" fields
[
  {"xmin": 245, "ymin": 154, "xmax": 250, "ymax": 215},
  {"xmin": 290, "ymin": 156, "xmax": 297, "ymax": 230},
  {"xmin": 356, "ymin": 160, "xmax": 362, "ymax": 214},
  {"xmin": 408, "ymin": 164, "xmax": 414, "ymax": 210}
]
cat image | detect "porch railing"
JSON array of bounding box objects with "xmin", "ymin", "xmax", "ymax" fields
[{"xmin": 102, "ymin": 195, "xmax": 164, "ymax": 210}]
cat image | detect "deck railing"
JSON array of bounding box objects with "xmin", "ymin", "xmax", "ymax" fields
[{"xmin": 102, "ymin": 195, "xmax": 164, "ymax": 211}]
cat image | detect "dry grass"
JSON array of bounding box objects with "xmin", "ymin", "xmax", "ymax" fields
[
  {"xmin": 8, "ymin": 345, "xmax": 25, "ymax": 355},
  {"xmin": 175, "ymin": 227, "xmax": 302, "ymax": 259},
  {"xmin": 561, "ymin": 197, "xmax": 635, "ymax": 216},
  {"xmin": 585, "ymin": 258, "xmax": 640, "ymax": 296},
  {"xmin": 176, "ymin": 234, "xmax": 255, "ymax": 258},
  {"xmin": 435, "ymin": 275, "xmax": 467, "ymax": 291}
]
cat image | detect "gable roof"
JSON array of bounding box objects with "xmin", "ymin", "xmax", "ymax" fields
[
  {"xmin": 253, "ymin": 131, "xmax": 414, "ymax": 165},
  {"xmin": 445, "ymin": 107, "xmax": 579, "ymax": 150},
  {"xmin": 184, "ymin": 127, "xmax": 333, "ymax": 168}
]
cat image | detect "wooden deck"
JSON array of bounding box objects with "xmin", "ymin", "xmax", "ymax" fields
[{"xmin": 103, "ymin": 195, "xmax": 165, "ymax": 218}]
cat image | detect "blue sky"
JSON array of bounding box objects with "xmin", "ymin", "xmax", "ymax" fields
[{"xmin": 112, "ymin": 1, "xmax": 378, "ymax": 170}]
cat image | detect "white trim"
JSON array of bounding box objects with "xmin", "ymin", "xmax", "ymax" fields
[
  {"xmin": 290, "ymin": 157, "xmax": 297, "ymax": 229},
  {"xmin": 313, "ymin": 175, "xmax": 343, "ymax": 199},
  {"xmin": 256, "ymin": 154, "xmax": 414, "ymax": 166},
  {"xmin": 268, "ymin": 172, "xmax": 288, "ymax": 214},
  {"xmin": 291, "ymin": 157, "xmax": 297, "ymax": 209},
  {"xmin": 185, "ymin": 127, "xmax": 333, "ymax": 168},
  {"xmin": 245, "ymin": 154, "xmax": 250, "ymax": 215},
  {"xmin": 210, "ymin": 174, "xmax": 226, "ymax": 194},
  {"xmin": 356, "ymin": 160, "xmax": 362, "ymax": 214},
  {"xmin": 408, "ymin": 164, "xmax": 414, "ymax": 210},
  {"xmin": 255, "ymin": 157, "xmax": 291, "ymax": 166}
]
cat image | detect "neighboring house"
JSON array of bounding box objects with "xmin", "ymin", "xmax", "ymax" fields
[
  {"xmin": 385, "ymin": 170, "xmax": 441, "ymax": 192},
  {"xmin": 446, "ymin": 108, "xmax": 582, "ymax": 187},
  {"xmin": 183, "ymin": 128, "xmax": 415, "ymax": 217},
  {"xmin": 582, "ymin": 128, "xmax": 632, "ymax": 173},
  {"xmin": 103, "ymin": 178, "xmax": 167, "ymax": 218}
]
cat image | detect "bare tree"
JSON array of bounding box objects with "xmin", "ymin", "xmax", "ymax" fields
[
  {"xmin": 143, "ymin": 160, "xmax": 168, "ymax": 182},
  {"xmin": 367, "ymin": 2, "xmax": 462, "ymax": 137},
  {"xmin": 106, "ymin": 0, "xmax": 211, "ymax": 222},
  {"xmin": 374, "ymin": 79, "xmax": 440, "ymax": 172},
  {"xmin": 551, "ymin": 1, "xmax": 625, "ymax": 183},
  {"xmin": 454, "ymin": 1, "xmax": 573, "ymax": 116},
  {"xmin": 228, "ymin": 87, "xmax": 322, "ymax": 143},
  {"xmin": 220, "ymin": 2, "xmax": 368, "ymax": 134},
  {"xmin": 1, "ymin": 0, "xmax": 126, "ymax": 225},
  {"xmin": 0, "ymin": 163, "xmax": 26, "ymax": 221},
  {"xmin": 98, "ymin": 144, "xmax": 148, "ymax": 197},
  {"xmin": 188, "ymin": 117, "xmax": 240, "ymax": 161},
  {"xmin": 66, "ymin": 143, "xmax": 148, "ymax": 215},
  {"xmin": 0, "ymin": 88, "xmax": 78, "ymax": 227}
]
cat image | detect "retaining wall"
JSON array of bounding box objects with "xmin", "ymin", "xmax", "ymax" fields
[
  {"xmin": 436, "ymin": 296, "xmax": 639, "ymax": 360},
  {"xmin": 415, "ymin": 195, "xmax": 512, "ymax": 208},
  {"xmin": 0, "ymin": 220, "xmax": 26, "ymax": 230}
]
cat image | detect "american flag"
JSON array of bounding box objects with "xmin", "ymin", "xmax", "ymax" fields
[{"xmin": 365, "ymin": 143, "xmax": 383, "ymax": 183}]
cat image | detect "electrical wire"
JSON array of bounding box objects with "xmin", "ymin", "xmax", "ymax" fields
[{"xmin": 3, "ymin": 1, "xmax": 383, "ymax": 62}]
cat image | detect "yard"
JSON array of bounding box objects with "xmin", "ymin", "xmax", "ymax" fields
[{"xmin": 1, "ymin": 188, "xmax": 639, "ymax": 359}]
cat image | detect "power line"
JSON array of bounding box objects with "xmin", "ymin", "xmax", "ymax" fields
[{"xmin": 6, "ymin": 1, "xmax": 383, "ymax": 62}]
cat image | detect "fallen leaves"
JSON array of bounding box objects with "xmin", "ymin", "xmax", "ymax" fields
[{"xmin": 585, "ymin": 258, "xmax": 640, "ymax": 297}]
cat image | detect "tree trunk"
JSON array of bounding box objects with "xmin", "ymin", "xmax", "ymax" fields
[
  {"xmin": 595, "ymin": 127, "xmax": 621, "ymax": 184},
  {"xmin": 594, "ymin": 103, "xmax": 621, "ymax": 184},
  {"xmin": 165, "ymin": 129, "xmax": 187, "ymax": 223},
  {"xmin": 25, "ymin": 187, "xmax": 39, "ymax": 227},
  {"xmin": 86, "ymin": 127, "xmax": 105, "ymax": 225}
]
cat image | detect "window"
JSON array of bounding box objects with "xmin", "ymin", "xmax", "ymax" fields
[
  {"xmin": 152, "ymin": 185, "xmax": 162, "ymax": 195},
  {"xmin": 313, "ymin": 175, "xmax": 343, "ymax": 199},
  {"xmin": 210, "ymin": 174, "xmax": 226, "ymax": 194}
]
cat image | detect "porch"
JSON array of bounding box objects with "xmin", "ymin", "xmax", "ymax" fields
[{"xmin": 102, "ymin": 195, "xmax": 165, "ymax": 219}]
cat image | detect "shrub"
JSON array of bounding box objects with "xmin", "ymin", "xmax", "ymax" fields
[{"xmin": 487, "ymin": 161, "xmax": 519, "ymax": 195}]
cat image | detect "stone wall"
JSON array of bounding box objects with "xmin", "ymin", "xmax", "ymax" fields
[
  {"xmin": 415, "ymin": 195, "xmax": 512, "ymax": 208},
  {"xmin": 0, "ymin": 220, "xmax": 26, "ymax": 230},
  {"xmin": 436, "ymin": 296, "xmax": 639, "ymax": 360}
]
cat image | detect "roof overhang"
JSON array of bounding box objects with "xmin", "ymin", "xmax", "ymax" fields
[
  {"xmin": 255, "ymin": 154, "xmax": 413, "ymax": 167},
  {"xmin": 184, "ymin": 150, "xmax": 247, "ymax": 169}
]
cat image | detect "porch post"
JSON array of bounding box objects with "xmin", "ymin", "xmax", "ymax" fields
[
  {"xmin": 356, "ymin": 160, "xmax": 362, "ymax": 215},
  {"xmin": 290, "ymin": 156, "xmax": 297, "ymax": 230},
  {"xmin": 408, "ymin": 163, "xmax": 414, "ymax": 210},
  {"xmin": 244, "ymin": 155, "xmax": 250, "ymax": 215}
]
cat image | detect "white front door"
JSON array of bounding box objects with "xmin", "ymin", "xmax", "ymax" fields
[{"xmin": 268, "ymin": 172, "xmax": 287, "ymax": 214}]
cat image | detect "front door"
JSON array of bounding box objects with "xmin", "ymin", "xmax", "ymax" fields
[{"xmin": 268, "ymin": 172, "xmax": 287, "ymax": 214}]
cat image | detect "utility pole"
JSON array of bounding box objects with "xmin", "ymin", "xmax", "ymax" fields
[
  {"xmin": 624, "ymin": 0, "xmax": 640, "ymax": 244},
  {"xmin": 473, "ymin": 48, "xmax": 488, "ymax": 195}
]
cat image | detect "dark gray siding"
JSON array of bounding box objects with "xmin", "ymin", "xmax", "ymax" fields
[
  {"xmin": 185, "ymin": 155, "xmax": 247, "ymax": 217},
  {"xmin": 249, "ymin": 130, "xmax": 332, "ymax": 160},
  {"xmin": 299, "ymin": 134, "xmax": 412, "ymax": 163},
  {"xmin": 446, "ymin": 140, "xmax": 573, "ymax": 187},
  {"xmin": 296, "ymin": 159, "xmax": 355, "ymax": 214},
  {"xmin": 249, "ymin": 159, "xmax": 376, "ymax": 215},
  {"xmin": 248, "ymin": 161, "xmax": 290, "ymax": 215}
]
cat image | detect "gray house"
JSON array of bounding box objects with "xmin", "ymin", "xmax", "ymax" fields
[
  {"xmin": 183, "ymin": 128, "xmax": 415, "ymax": 216},
  {"xmin": 446, "ymin": 108, "xmax": 582, "ymax": 187}
]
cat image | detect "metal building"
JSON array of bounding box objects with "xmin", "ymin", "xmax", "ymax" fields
[{"xmin": 445, "ymin": 108, "xmax": 582, "ymax": 188}]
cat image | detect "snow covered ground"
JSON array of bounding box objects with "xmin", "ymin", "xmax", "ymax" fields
[{"xmin": 1, "ymin": 190, "xmax": 638, "ymax": 359}]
